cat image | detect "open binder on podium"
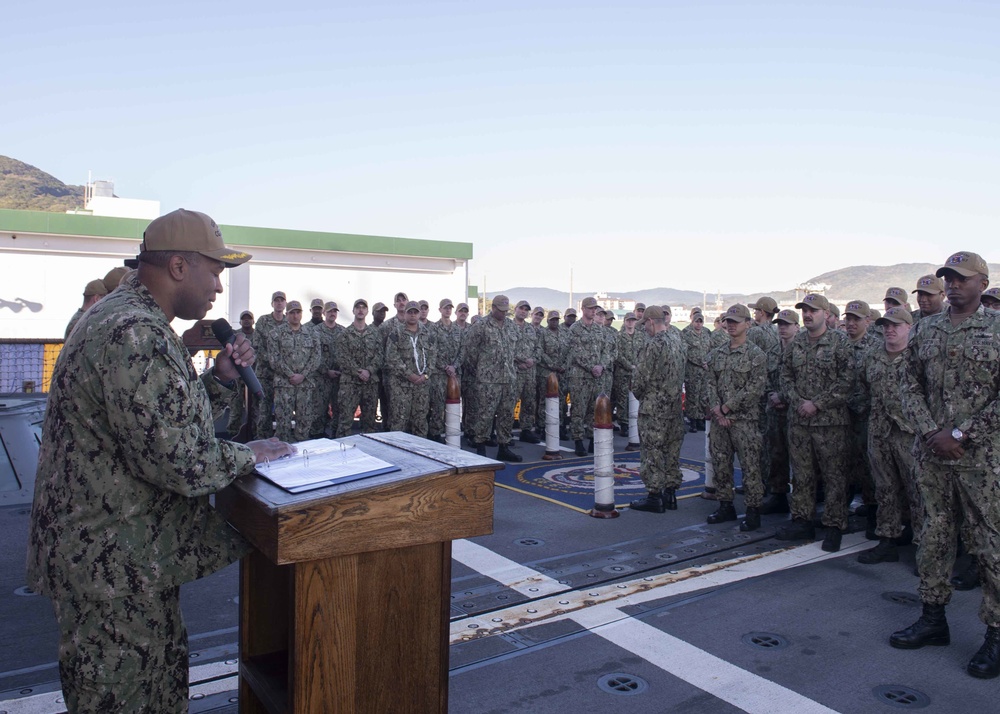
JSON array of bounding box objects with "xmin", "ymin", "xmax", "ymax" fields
[{"xmin": 255, "ymin": 438, "xmax": 400, "ymax": 493}]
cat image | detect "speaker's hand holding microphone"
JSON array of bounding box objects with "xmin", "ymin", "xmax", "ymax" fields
[{"xmin": 211, "ymin": 318, "xmax": 264, "ymax": 398}]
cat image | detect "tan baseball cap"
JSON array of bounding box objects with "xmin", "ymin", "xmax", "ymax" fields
[
  {"xmin": 913, "ymin": 275, "xmax": 945, "ymax": 294},
  {"xmin": 883, "ymin": 287, "xmax": 908, "ymax": 305},
  {"xmin": 240, "ymin": 310, "xmax": 253, "ymax": 320},
  {"xmin": 773, "ymin": 309, "xmax": 800, "ymax": 325},
  {"xmin": 533, "ymin": 306, "xmax": 545, "ymax": 316},
  {"xmin": 287, "ymin": 300, "xmax": 303, "ymax": 312},
  {"xmin": 372, "ymin": 301, "xmax": 388, "ymax": 312},
  {"xmin": 84, "ymin": 279, "xmax": 109, "ymax": 297},
  {"xmin": 439, "ymin": 298, "xmax": 454, "ymax": 309},
  {"xmin": 103, "ymin": 266, "xmax": 129, "ymax": 292},
  {"xmin": 515, "ymin": 300, "xmax": 531, "ymax": 310},
  {"xmin": 456, "ymin": 302, "xmax": 470, "ymax": 312},
  {"xmin": 844, "ymin": 300, "xmax": 870, "ymax": 318},
  {"xmin": 876, "ymin": 306, "xmax": 913, "ymax": 326},
  {"xmin": 310, "ymin": 298, "xmax": 324, "ymax": 308},
  {"xmin": 141, "ymin": 209, "xmax": 251, "ymax": 267},
  {"xmin": 405, "ymin": 301, "xmax": 421, "ymax": 312},
  {"xmin": 749, "ymin": 297, "xmax": 778, "ymax": 314},
  {"xmin": 795, "ymin": 293, "xmax": 830, "ymax": 311},
  {"xmin": 662, "ymin": 305, "xmax": 672, "ymax": 314},
  {"xmin": 828, "ymin": 303, "xmax": 840, "ymax": 318},
  {"xmin": 354, "ymin": 298, "xmax": 368, "ymax": 309},
  {"xmin": 325, "ymin": 301, "xmax": 339, "ymax": 312},
  {"xmin": 723, "ymin": 304, "xmax": 752, "ymax": 321},
  {"xmin": 547, "ymin": 310, "xmax": 561, "ymax": 321},
  {"xmin": 937, "ymin": 251, "xmax": 989, "ymax": 279},
  {"xmin": 492, "ymin": 295, "xmax": 510, "ymax": 310},
  {"xmin": 981, "ymin": 288, "xmax": 1000, "ymax": 303},
  {"xmin": 635, "ymin": 302, "xmax": 646, "ymax": 311},
  {"xmin": 869, "ymin": 308, "xmax": 882, "ymax": 320},
  {"xmin": 581, "ymin": 297, "xmax": 598, "ymax": 309},
  {"xmin": 564, "ymin": 308, "xmax": 578, "ymax": 317},
  {"xmin": 624, "ymin": 312, "xmax": 636, "ymax": 320},
  {"xmin": 644, "ymin": 305, "xmax": 666, "ymax": 320},
  {"xmin": 394, "ymin": 291, "xmax": 408, "ymax": 302},
  {"xmin": 418, "ymin": 299, "xmax": 429, "ymax": 308},
  {"xmin": 272, "ymin": 291, "xmax": 286, "ymax": 301}
]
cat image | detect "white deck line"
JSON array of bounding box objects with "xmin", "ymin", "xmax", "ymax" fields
[{"xmin": 452, "ymin": 538, "xmax": 566, "ymax": 596}]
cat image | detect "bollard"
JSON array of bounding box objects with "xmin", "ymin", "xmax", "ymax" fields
[
  {"xmin": 700, "ymin": 418, "xmax": 717, "ymax": 499},
  {"xmin": 624, "ymin": 390, "xmax": 641, "ymax": 451},
  {"xmin": 589, "ymin": 394, "xmax": 619, "ymax": 518},
  {"xmin": 445, "ymin": 374, "xmax": 463, "ymax": 448},
  {"xmin": 542, "ymin": 373, "xmax": 562, "ymax": 460}
]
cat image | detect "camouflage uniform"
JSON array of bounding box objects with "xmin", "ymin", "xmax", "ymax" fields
[
  {"xmin": 428, "ymin": 320, "xmax": 463, "ymax": 438},
  {"xmin": 536, "ymin": 324, "xmax": 567, "ymax": 432},
  {"xmin": 568, "ymin": 320, "xmax": 613, "ymax": 440},
  {"xmin": 766, "ymin": 340, "xmax": 793, "ymax": 494},
  {"xmin": 514, "ymin": 321, "xmax": 539, "ymax": 432},
  {"xmin": 860, "ymin": 346, "xmax": 923, "ymax": 540},
  {"xmin": 271, "ymin": 323, "xmax": 322, "ymax": 442},
  {"xmin": 902, "ymin": 306, "xmax": 1000, "ymax": 624},
  {"xmin": 377, "ymin": 317, "xmax": 407, "ymax": 429},
  {"xmin": 710, "ymin": 327, "xmax": 729, "ymax": 349},
  {"xmin": 64, "ymin": 307, "xmax": 86, "ymax": 339},
  {"xmin": 27, "ymin": 273, "xmax": 253, "ymax": 712},
  {"xmin": 706, "ymin": 341, "xmax": 768, "ymax": 505},
  {"xmin": 682, "ymin": 324, "xmax": 712, "ymax": 420},
  {"xmin": 309, "ymin": 321, "xmax": 344, "ymax": 437},
  {"xmin": 252, "ymin": 312, "xmax": 286, "ymax": 437},
  {"xmin": 600, "ymin": 323, "xmax": 619, "ymax": 398},
  {"xmin": 748, "ymin": 321, "xmax": 782, "ymax": 481},
  {"xmin": 613, "ymin": 328, "xmax": 646, "ymax": 429},
  {"xmin": 779, "ymin": 327, "xmax": 854, "ymax": 530},
  {"xmin": 632, "ymin": 329, "xmax": 686, "ymax": 490},
  {"xmin": 846, "ymin": 332, "xmax": 879, "ymax": 503},
  {"xmin": 335, "ymin": 322, "xmax": 384, "ymax": 435},
  {"xmin": 385, "ymin": 325, "xmax": 434, "ymax": 437},
  {"xmin": 225, "ymin": 328, "xmax": 255, "ymax": 436},
  {"xmin": 463, "ymin": 315, "xmax": 518, "ymax": 445}
]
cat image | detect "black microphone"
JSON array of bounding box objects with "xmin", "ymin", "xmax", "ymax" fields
[{"xmin": 211, "ymin": 318, "xmax": 264, "ymax": 398}]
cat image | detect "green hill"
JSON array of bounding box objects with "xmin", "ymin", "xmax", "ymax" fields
[{"xmin": 0, "ymin": 156, "xmax": 85, "ymax": 212}]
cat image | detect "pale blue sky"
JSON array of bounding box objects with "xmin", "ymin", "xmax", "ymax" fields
[{"xmin": 4, "ymin": 1, "xmax": 998, "ymax": 294}]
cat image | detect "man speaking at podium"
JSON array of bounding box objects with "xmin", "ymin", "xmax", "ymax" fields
[{"xmin": 26, "ymin": 209, "xmax": 293, "ymax": 712}]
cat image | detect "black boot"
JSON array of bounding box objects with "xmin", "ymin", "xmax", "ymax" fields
[
  {"xmin": 587, "ymin": 438, "xmax": 594, "ymax": 454},
  {"xmin": 662, "ymin": 487, "xmax": 678, "ymax": 510},
  {"xmin": 630, "ymin": 491, "xmax": 665, "ymax": 514},
  {"xmin": 559, "ymin": 425, "xmax": 568, "ymax": 441},
  {"xmin": 858, "ymin": 538, "xmax": 899, "ymax": 564},
  {"xmin": 475, "ymin": 443, "xmax": 486, "ymax": 457},
  {"xmin": 574, "ymin": 439, "xmax": 586, "ymax": 457},
  {"xmin": 865, "ymin": 505, "xmax": 879, "ymax": 540},
  {"xmin": 707, "ymin": 501, "xmax": 737, "ymax": 524},
  {"xmin": 740, "ymin": 507, "xmax": 761, "ymax": 532},
  {"xmin": 697, "ymin": 419, "xmax": 706, "ymax": 432},
  {"xmin": 776, "ymin": 518, "xmax": 815, "ymax": 541},
  {"xmin": 968, "ymin": 626, "xmax": 1000, "ymax": 679},
  {"xmin": 890, "ymin": 604, "xmax": 950, "ymax": 649},
  {"xmin": 759, "ymin": 493, "xmax": 790, "ymax": 515},
  {"xmin": 519, "ymin": 429, "xmax": 541, "ymax": 444},
  {"xmin": 897, "ymin": 522, "xmax": 914, "ymax": 546},
  {"xmin": 822, "ymin": 527, "xmax": 843, "ymax": 553},
  {"xmin": 951, "ymin": 558, "xmax": 981, "ymax": 591},
  {"xmin": 496, "ymin": 443, "xmax": 523, "ymax": 462}
]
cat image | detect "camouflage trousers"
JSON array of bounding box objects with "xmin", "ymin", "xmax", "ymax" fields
[
  {"xmin": 52, "ymin": 586, "xmax": 187, "ymax": 713},
  {"xmin": 470, "ymin": 381, "xmax": 516, "ymax": 446},
  {"xmin": 460, "ymin": 371, "xmax": 475, "ymax": 433},
  {"xmin": 599, "ymin": 367, "xmax": 614, "ymax": 407},
  {"xmin": 710, "ymin": 419, "xmax": 764, "ymax": 507},
  {"xmin": 387, "ymin": 377, "xmax": 430, "ymax": 438},
  {"xmin": 637, "ymin": 403, "xmax": 684, "ymax": 491},
  {"xmin": 914, "ymin": 452, "xmax": 1000, "ymax": 625},
  {"xmin": 226, "ymin": 385, "xmax": 247, "ymax": 437},
  {"xmin": 273, "ymin": 381, "xmax": 317, "ymax": 443},
  {"xmin": 684, "ymin": 365, "xmax": 708, "ymax": 419},
  {"xmin": 312, "ymin": 376, "xmax": 340, "ymax": 438},
  {"xmin": 535, "ymin": 370, "xmax": 556, "ymax": 431},
  {"xmin": 787, "ymin": 423, "xmax": 849, "ymax": 530},
  {"xmin": 253, "ymin": 366, "xmax": 275, "ymax": 439},
  {"xmin": 868, "ymin": 425, "xmax": 923, "ymax": 541},
  {"xmin": 338, "ymin": 378, "xmax": 380, "ymax": 436},
  {"xmin": 765, "ymin": 406, "xmax": 791, "ymax": 494},
  {"xmin": 569, "ymin": 374, "xmax": 603, "ymax": 440},
  {"xmin": 428, "ymin": 373, "xmax": 450, "ymax": 438},
  {"xmin": 612, "ymin": 371, "xmax": 631, "ymax": 429},
  {"xmin": 847, "ymin": 412, "xmax": 874, "ymax": 503},
  {"xmin": 515, "ymin": 366, "xmax": 537, "ymax": 432}
]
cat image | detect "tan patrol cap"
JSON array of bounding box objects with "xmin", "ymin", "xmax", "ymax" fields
[
  {"xmin": 723, "ymin": 304, "xmax": 752, "ymax": 321},
  {"xmin": 876, "ymin": 306, "xmax": 913, "ymax": 326},
  {"xmin": 515, "ymin": 299, "xmax": 531, "ymax": 310},
  {"xmin": 287, "ymin": 300, "xmax": 303, "ymax": 312},
  {"xmin": 844, "ymin": 300, "xmax": 870, "ymax": 318},
  {"xmin": 103, "ymin": 266, "xmax": 129, "ymax": 292},
  {"xmin": 981, "ymin": 287, "xmax": 1000, "ymax": 303},
  {"xmin": 532, "ymin": 306, "xmax": 545, "ymax": 316},
  {"xmin": 141, "ymin": 209, "xmax": 251, "ymax": 267},
  {"xmin": 405, "ymin": 300, "xmax": 420, "ymax": 312},
  {"xmin": 564, "ymin": 308, "xmax": 578, "ymax": 317},
  {"xmin": 394, "ymin": 291, "xmax": 408, "ymax": 302},
  {"xmin": 644, "ymin": 305, "xmax": 665, "ymax": 320},
  {"xmin": 325, "ymin": 301, "xmax": 339, "ymax": 312},
  {"xmin": 310, "ymin": 298, "xmax": 324, "ymax": 308},
  {"xmin": 492, "ymin": 295, "xmax": 510, "ymax": 310},
  {"xmin": 869, "ymin": 308, "xmax": 882, "ymax": 320},
  {"xmin": 749, "ymin": 297, "xmax": 778, "ymax": 314},
  {"xmin": 272, "ymin": 290, "xmax": 286, "ymax": 301},
  {"xmin": 581, "ymin": 296, "xmax": 598, "ymax": 309},
  {"xmin": 913, "ymin": 275, "xmax": 945, "ymax": 294},
  {"xmin": 937, "ymin": 251, "xmax": 989, "ymax": 279},
  {"xmin": 773, "ymin": 309, "xmax": 800, "ymax": 325},
  {"xmin": 828, "ymin": 303, "xmax": 840, "ymax": 318},
  {"xmin": 439, "ymin": 298, "xmax": 454, "ymax": 309},
  {"xmin": 547, "ymin": 310, "xmax": 561, "ymax": 321},
  {"xmin": 456, "ymin": 302, "xmax": 470, "ymax": 312},
  {"xmin": 883, "ymin": 287, "xmax": 908, "ymax": 305},
  {"xmin": 354, "ymin": 298, "xmax": 368, "ymax": 309},
  {"xmin": 240, "ymin": 310, "xmax": 253, "ymax": 320},
  {"xmin": 84, "ymin": 279, "xmax": 109, "ymax": 297},
  {"xmin": 372, "ymin": 301, "xmax": 388, "ymax": 312},
  {"xmin": 795, "ymin": 293, "xmax": 830, "ymax": 311},
  {"xmin": 418, "ymin": 299, "xmax": 429, "ymax": 308}
]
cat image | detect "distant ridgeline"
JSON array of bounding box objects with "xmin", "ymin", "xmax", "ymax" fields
[{"xmin": 0, "ymin": 156, "xmax": 85, "ymax": 212}]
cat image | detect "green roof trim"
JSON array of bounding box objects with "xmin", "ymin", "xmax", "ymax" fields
[{"xmin": 0, "ymin": 209, "xmax": 473, "ymax": 260}]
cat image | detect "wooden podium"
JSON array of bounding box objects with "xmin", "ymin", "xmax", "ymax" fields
[{"xmin": 215, "ymin": 432, "xmax": 500, "ymax": 713}]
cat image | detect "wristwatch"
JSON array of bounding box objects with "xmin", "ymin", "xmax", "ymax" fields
[{"xmin": 951, "ymin": 428, "xmax": 965, "ymax": 442}]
